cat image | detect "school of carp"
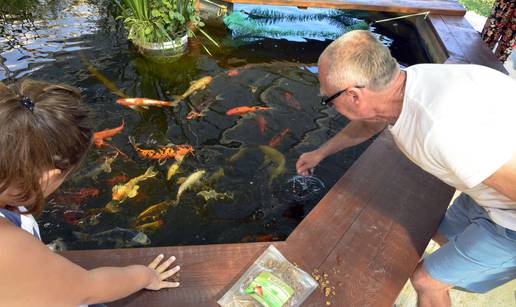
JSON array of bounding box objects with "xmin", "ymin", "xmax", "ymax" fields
[{"xmin": 58, "ymin": 67, "xmax": 301, "ymax": 248}]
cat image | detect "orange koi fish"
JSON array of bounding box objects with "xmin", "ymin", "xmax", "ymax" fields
[
  {"xmin": 226, "ymin": 106, "xmax": 272, "ymax": 116},
  {"xmin": 256, "ymin": 115, "xmax": 266, "ymax": 135},
  {"xmin": 268, "ymin": 128, "xmax": 289, "ymax": 147},
  {"xmin": 284, "ymin": 91, "xmax": 304, "ymax": 111},
  {"xmin": 186, "ymin": 110, "xmax": 202, "ymax": 120},
  {"xmin": 129, "ymin": 137, "xmax": 194, "ymax": 161},
  {"xmin": 54, "ymin": 188, "xmax": 100, "ymax": 205},
  {"xmin": 116, "ymin": 98, "xmax": 176, "ymax": 109},
  {"xmin": 227, "ymin": 69, "xmax": 240, "ymax": 77},
  {"xmin": 93, "ymin": 120, "xmax": 124, "ymax": 147}
]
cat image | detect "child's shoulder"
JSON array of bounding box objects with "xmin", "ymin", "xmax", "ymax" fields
[{"xmin": 0, "ymin": 207, "xmax": 41, "ymax": 239}]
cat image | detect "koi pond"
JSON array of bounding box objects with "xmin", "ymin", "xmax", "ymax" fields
[{"xmin": 0, "ymin": 0, "xmax": 430, "ymax": 250}]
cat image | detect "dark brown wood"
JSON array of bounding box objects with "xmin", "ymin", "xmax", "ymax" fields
[
  {"xmin": 429, "ymin": 15, "xmax": 507, "ymax": 72},
  {"xmin": 224, "ymin": 0, "xmax": 466, "ymax": 16},
  {"xmin": 60, "ymin": 6, "xmax": 510, "ymax": 306},
  {"xmin": 63, "ymin": 242, "xmax": 285, "ymax": 306},
  {"xmin": 284, "ymin": 132, "xmax": 454, "ymax": 306}
]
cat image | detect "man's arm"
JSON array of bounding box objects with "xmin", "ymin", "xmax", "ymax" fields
[
  {"xmin": 296, "ymin": 119, "xmax": 387, "ymax": 175},
  {"xmin": 317, "ymin": 119, "xmax": 387, "ymax": 158},
  {"xmin": 483, "ymin": 152, "xmax": 516, "ymax": 201}
]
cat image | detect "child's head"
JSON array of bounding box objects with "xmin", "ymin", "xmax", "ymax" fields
[{"xmin": 0, "ymin": 79, "xmax": 92, "ymax": 213}]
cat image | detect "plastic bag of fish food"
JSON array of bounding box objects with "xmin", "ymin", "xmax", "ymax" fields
[{"xmin": 218, "ymin": 245, "xmax": 318, "ymax": 307}]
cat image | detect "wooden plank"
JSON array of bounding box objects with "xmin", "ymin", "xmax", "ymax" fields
[
  {"xmin": 281, "ymin": 131, "xmax": 406, "ymax": 269},
  {"xmin": 223, "ymin": 0, "xmax": 466, "ymax": 16},
  {"xmin": 428, "ymin": 15, "xmax": 507, "ymax": 73},
  {"xmin": 62, "ymin": 242, "xmax": 285, "ymax": 306},
  {"xmin": 440, "ymin": 15, "xmax": 507, "ymax": 72},
  {"xmin": 298, "ymin": 132, "xmax": 454, "ymax": 306}
]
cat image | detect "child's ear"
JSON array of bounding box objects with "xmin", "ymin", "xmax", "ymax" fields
[
  {"xmin": 39, "ymin": 168, "xmax": 64, "ymax": 196},
  {"xmin": 40, "ymin": 169, "xmax": 62, "ymax": 184}
]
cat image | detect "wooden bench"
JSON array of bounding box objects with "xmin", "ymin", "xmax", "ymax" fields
[{"xmin": 62, "ymin": 1, "xmax": 508, "ymax": 305}]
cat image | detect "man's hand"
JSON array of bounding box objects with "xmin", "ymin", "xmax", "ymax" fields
[
  {"xmin": 145, "ymin": 254, "xmax": 180, "ymax": 290},
  {"xmin": 296, "ymin": 150, "xmax": 324, "ymax": 176}
]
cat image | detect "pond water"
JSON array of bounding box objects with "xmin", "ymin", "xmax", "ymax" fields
[{"xmin": 0, "ymin": 0, "xmax": 430, "ymax": 250}]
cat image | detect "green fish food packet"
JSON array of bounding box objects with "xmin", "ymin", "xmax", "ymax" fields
[
  {"xmin": 218, "ymin": 245, "xmax": 318, "ymax": 307},
  {"xmin": 244, "ymin": 272, "xmax": 294, "ymax": 307}
]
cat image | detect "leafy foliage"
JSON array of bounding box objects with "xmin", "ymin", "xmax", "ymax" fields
[
  {"xmin": 459, "ymin": 0, "xmax": 495, "ymax": 17},
  {"xmin": 116, "ymin": 0, "xmax": 202, "ymax": 44}
]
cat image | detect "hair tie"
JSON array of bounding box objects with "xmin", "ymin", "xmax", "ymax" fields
[{"xmin": 21, "ymin": 96, "xmax": 34, "ymax": 112}]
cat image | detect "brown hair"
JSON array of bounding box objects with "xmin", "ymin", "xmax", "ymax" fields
[{"xmin": 0, "ymin": 79, "xmax": 92, "ymax": 214}]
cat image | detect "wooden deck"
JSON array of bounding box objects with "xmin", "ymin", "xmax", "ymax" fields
[
  {"xmin": 224, "ymin": 0, "xmax": 466, "ymax": 15},
  {"xmin": 61, "ymin": 2, "xmax": 508, "ymax": 306}
]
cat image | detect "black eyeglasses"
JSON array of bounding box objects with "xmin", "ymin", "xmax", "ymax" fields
[{"xmin": 320, "ymin": 85, "xmax": 365, "ymax": 107}]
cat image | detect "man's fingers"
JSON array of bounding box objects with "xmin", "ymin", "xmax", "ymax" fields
[
  {"xmin": 148, "ymin": 254, "xmax": 164, "ymax": 270},
  {"xmin": 156, "ymin": 256, "xmax": 176, "ymax": 273},
  {"xmin": 160, "ymin": 265, "xmax": 180, "ymax": 280}
]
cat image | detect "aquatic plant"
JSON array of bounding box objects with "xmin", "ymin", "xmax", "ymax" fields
[
  {"xmin": 116, "ymin": 0, "xmax": 197, "ymax": 43},
  {"xmin": 115, "ymin": 0, "xmax": 219, "ymax": 55}
]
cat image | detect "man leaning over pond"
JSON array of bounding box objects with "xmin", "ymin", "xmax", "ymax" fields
[{"xmin": 296, "ymin": 30, "xmax": 516, "ymax": 306}]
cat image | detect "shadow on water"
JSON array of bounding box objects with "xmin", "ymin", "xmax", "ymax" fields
[{"xmin": 1, "ymin": 1, "xmax": 430, "ymax": 250}]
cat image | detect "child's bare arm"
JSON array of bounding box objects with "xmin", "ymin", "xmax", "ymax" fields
[{"xmin": 0, "ymin": 220, "xmax": 179, "ymax": 306}]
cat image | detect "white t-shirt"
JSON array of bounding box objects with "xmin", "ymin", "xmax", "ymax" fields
[{"xmin": 389, "ymin": 64, "xmax": 516, "ymax": 230}]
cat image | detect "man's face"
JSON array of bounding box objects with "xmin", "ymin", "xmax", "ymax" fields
[{"xmin": 318, "ymin": 59, "xmax": 364, "ymax": 121}]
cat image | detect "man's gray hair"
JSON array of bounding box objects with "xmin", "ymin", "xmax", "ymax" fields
[{"xmin": 320, "ymin": 30, "xmax": 399, "ymax": 91}]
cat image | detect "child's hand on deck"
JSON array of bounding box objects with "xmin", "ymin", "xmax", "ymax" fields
[{"xmin": 145, "ymin": 254, "xmax": 180, "ymax": 290}]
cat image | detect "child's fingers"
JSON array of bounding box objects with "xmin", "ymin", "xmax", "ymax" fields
[
  {"xmin": 160, "ymin": 265, "xmax": 180, "ymax": 280},
  {"xmin": 155, "ymin": 255, "xmax": 176, "ymax": 273},
  {"xmin": 148, "ymin": 254, "xmax": 164, "ymax": 269},
  {"xmin": 160, "ymin": 281, "xmax": 180, "ymax": 288}
]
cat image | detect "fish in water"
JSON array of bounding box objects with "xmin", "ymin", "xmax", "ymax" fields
[
  {"xmin": 177, "ymin": 170, "xmax": 205, "ymax": 202},
  {"xmin": 226, "ymin": 106, "xmax": 272, "ymax": 116},
  {"xmin": 72, "ymin": 153, "xmax": 118, "ymax": 182},
  {"xmin": 196, "ymin": 189, "xmax": 233, "ymax": 202},
  {"xmin": 129, "ymin": 137, "xmax": 194, "ymax": 162},
  {"xmin": 54, "ymin": 187, "xmax": 100, "ymax": 205},
  {"xmin": 227, "ymin": 147, "xmax": 247, "ymax": 164},
  {"xmin": 79, "ymin": 52, "xmax": 126, "ymax": 97},
  {"xmin": 116, "ymin": 98, "xmax": 176, "ymax": 109},
  {"xmin": 206, "ymin": 167, "xmax": 224, "ymax": 184},
  {"xmin": 186, "ymin": 110, "xmax": 201, "ymax": 120},
  {"xmin": 93, "ymin": 120, "xmax": 124, "ymax": 147},
  {"xmin": 283, "ymin": 91, "xmax": 304, "ymax": 111},
  {"xmin": 172, "ymin": 76, "xmax": 213, "ymax": 104},
  {"xmin": 227, "ymin": 69, "xmax": 240, "ymax": 77},
  {"xmin": 259, "ymin": 145, "xmax": 286, "ymax": 186},
  {"xmin": 268, "ymin": 128, "xmax": 289, "ymax": 147},
  {"xmin": 112, "ymin": 166, "xmax": 158, "ymax": 202},
  {"xmin": 135, "ymin": 200, "xmax": 175, "ymax": 225},
  {"xmin": 167, "ymin": 156, "xmax": 184, "ymax": 180},
  {"xmin": 134, "ymin": 220, "xmax": 164, "ymax": 233},
  {"xmin": 104, "ymin": 174, "xmax": 130, "ymax": 186},
  {"xmin": 73, "ymin": 227, "xmax": 151, "ymax": 248},
  {"xmin": 256, "ymin": 114, "xmax": 267, "ymax": 136}
]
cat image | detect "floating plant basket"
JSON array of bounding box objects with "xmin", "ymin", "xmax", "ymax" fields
[{"xmin": 132, "ymin": 33, "xmax": 189, "ymax": 62}]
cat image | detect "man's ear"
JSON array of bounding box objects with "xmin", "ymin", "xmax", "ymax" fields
[{"xmin": 348, "ymin": 87, "xmax": 363, "ymax": 104}]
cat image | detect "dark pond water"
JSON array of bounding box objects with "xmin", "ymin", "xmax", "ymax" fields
[{"xmin": 0, "ymin": 1, "xmax": 430, "ymax": 250}]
